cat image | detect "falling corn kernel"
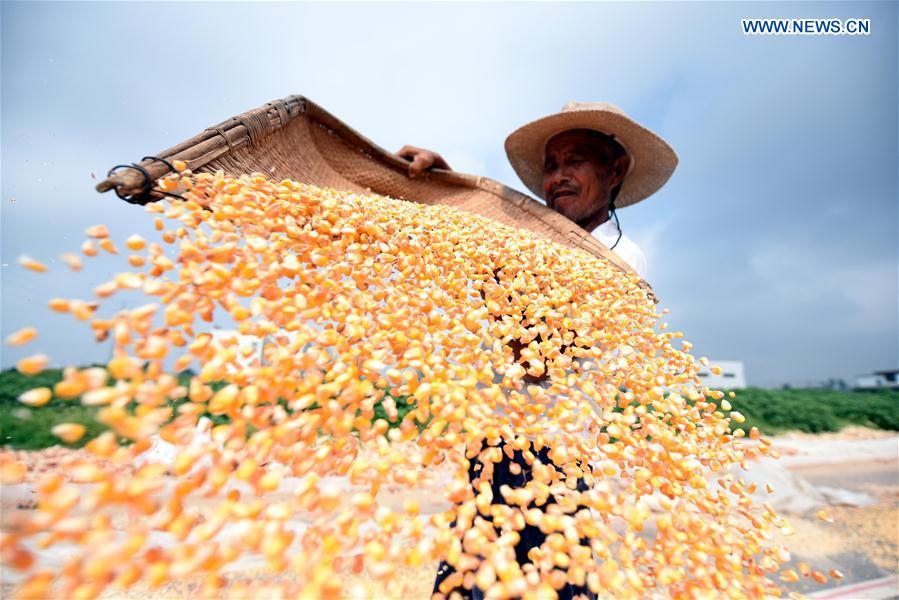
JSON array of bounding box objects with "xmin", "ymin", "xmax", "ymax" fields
[
  {"xmin": 47, "ymin": 298, "xmax": 70, "ymax": 313},
  {"xmin": 1, "ymin": 461, "xmax": 27, "ymax": 484},
  {"xmin": 18, "ymin": 254, "xmax": 48, "ymax": 273},
  {"xmin": 816, "ymin": 509, "xmax": 834, "ymax": 523},
  {"xmin": 99, "ymin": 238, "xmax": 119, "ymax": 254},
  {"xmin": 17, "ymin": 354, "xmax": 49, "ymax": 375},
  {"xmin": 81, "ymin": 240, "xmax": 98, "ymax": 256},
  {"xmin": 5, "ymin": 327, "xmax": 37, "ymax": 346},
  {"xmin": 780, "ymin": 570, "xmax": 799, "ymax": 583},
  {"xmin": 18, "ymin": 387, "xmax": 52, "ymax": 407},
  {"xmin": 60, "ymin": 253, "xmax": 83, "ymax": 271},
  {"xmin": 51, "ymin": 423, "xmax": 87, "ymax": 444},
  {"xmin": 85, "ymin": 224, "xmax": 109, "ymax": 238},
  {"xmin": 125, "ymin": 234, "xmax": 146, "ymax": 251}
]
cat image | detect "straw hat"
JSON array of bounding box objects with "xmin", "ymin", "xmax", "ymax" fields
[{"xmin": 505, "ymin": 101, "xmax": 678, "ymax": 208}]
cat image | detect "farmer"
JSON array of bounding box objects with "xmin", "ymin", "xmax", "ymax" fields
[
  {"xmin": 397, "ymin": 101, "xmax": 678, "ymax": 280},
  {"xmin": 399, "ymin": 103, "xmax": 677, "ymax": 599}
]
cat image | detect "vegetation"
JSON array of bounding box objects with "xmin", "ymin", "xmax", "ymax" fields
[
  {"xmin": 0, "ymin": 368, "xmax": 107, "ymax": 450},
  {"xmin": 716, "ymin": 386, "xmax": 899, "ymax": 434}
]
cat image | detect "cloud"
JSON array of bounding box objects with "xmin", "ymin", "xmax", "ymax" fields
[{"xmin": 746, "ymin": 241, "xmax": 897, "ymax": 334}]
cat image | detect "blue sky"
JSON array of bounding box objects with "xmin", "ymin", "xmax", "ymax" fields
[{"xmin": 2, "ymin": 2, "xmax": 896, "ymax": 387}]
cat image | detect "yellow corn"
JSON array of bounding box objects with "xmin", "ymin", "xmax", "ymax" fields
[
  {"xmin": 5, "ymin": 327, "xmax": 37, "ymax": 346},
  {"xmin": 1, "ymin": 171, "xmax": 804, "ymax": 599}
]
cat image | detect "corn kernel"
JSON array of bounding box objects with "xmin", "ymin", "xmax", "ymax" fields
[
  {"xmin": 51, "ymin": 423, "xmax": 87, "ymax": 443},
  {"xmin": 18, "ymin": 387, "xmax": 52, "ymax": 406},
  {"xmin": 6, "ymin": 327, "xmax": 38, "ymax": 346},
  {"xmin": 18, "ymin": 255, "xmax": 48, "ymax": 273},
  {"xmin": 17, "ymin": 354, "xmax": 49, "ymax": 375}
]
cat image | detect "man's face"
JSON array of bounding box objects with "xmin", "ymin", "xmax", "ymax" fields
[{"xmin": 541, "ymin": 130, "xmax": 623, "ymax": 224}]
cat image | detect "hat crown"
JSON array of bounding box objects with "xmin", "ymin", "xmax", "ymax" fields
[{"xmin": 560, "ymin": 101, "xmax": 627, "ymax": 117}]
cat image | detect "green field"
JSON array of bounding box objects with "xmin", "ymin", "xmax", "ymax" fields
[
  {"xmin": 713, "ymin": 386, "xmax": 899, "ymax": 435},
  {"xmin": 1, "ymin": 368, "xmax": 896, "ymax": 450},
  {"xmin": 0, "ymin": 367, "xmax": 127, "ymax": 450}
]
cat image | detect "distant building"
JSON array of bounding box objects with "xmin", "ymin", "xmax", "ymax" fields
[
  {"xmin": 208, "ymin": 329, "xmax": 301, "ymax": 371},
  {"xmin": 854, "ymin": 369, "xmax": 899, "ymax": 390},
  {"xmin": 209, "ymin": 330, "xmax": 267, "ymax": 370},
  {"xmin": 697, "ymin": 360, "xmax": 747, "ymax": 389}
]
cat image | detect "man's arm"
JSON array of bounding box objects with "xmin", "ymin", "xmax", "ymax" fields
[{"xmin": 395, "ymin": 145, "xmax": 452, "ymax": 178}]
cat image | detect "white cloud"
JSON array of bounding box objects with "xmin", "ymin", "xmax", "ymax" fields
[{"xmin": 746, "ymin": 241, "xmax": 897, "ymax": 334}]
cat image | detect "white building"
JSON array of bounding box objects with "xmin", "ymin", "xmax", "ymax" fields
[
  {"xmin": 697, "ymin": 360, "xmax": 747, "ymax": 389},
  {"xmin": 854, "ymin": 369, "xmax": 899, "ymax": 390},
  {"xmin": 209, "ymin": 329, "xmax": 268, "ymax": 370}
]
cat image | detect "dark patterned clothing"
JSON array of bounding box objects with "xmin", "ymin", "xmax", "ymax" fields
[{"xmin": 432, "ymin": 440, "xmax": 597, "ymax": 600}]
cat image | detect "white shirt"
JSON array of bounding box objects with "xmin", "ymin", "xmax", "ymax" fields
[{"xmin": 591, "ymin": 218, "xmax": 647, "ymax": 279}]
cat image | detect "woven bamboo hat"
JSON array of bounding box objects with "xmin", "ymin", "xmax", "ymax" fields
[{"xmin": 505, "ymin": 101, "xmax": 678, "ymax": 208}]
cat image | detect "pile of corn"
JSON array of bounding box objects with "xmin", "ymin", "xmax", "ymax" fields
[{"xmin": 2, "ymin": 167, "xmax": 825, "ymax": 599}]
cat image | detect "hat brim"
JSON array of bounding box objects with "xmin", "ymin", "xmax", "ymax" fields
[{"xmin": 504, "ymin": 110, "xmax": 678, "ymax": 208}]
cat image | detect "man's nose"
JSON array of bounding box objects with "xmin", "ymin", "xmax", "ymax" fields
[{"xmin": 547, "ymin": 168, "xmax": 571, "ymax": 191}]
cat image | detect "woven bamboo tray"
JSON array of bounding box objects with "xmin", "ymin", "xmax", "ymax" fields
[{"xmin": 96, "ymin": 95, "xmax": 652, "ymax": 293}]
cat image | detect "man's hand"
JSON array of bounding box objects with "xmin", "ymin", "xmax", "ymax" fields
[{"xmin": 396, "ymin": 145, "xmax": 452, "ymax": 178}]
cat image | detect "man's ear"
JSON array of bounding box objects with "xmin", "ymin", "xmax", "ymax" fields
[{"xmin": 611, "ymin": 155, "xmax": 631, "ymax": 187}]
